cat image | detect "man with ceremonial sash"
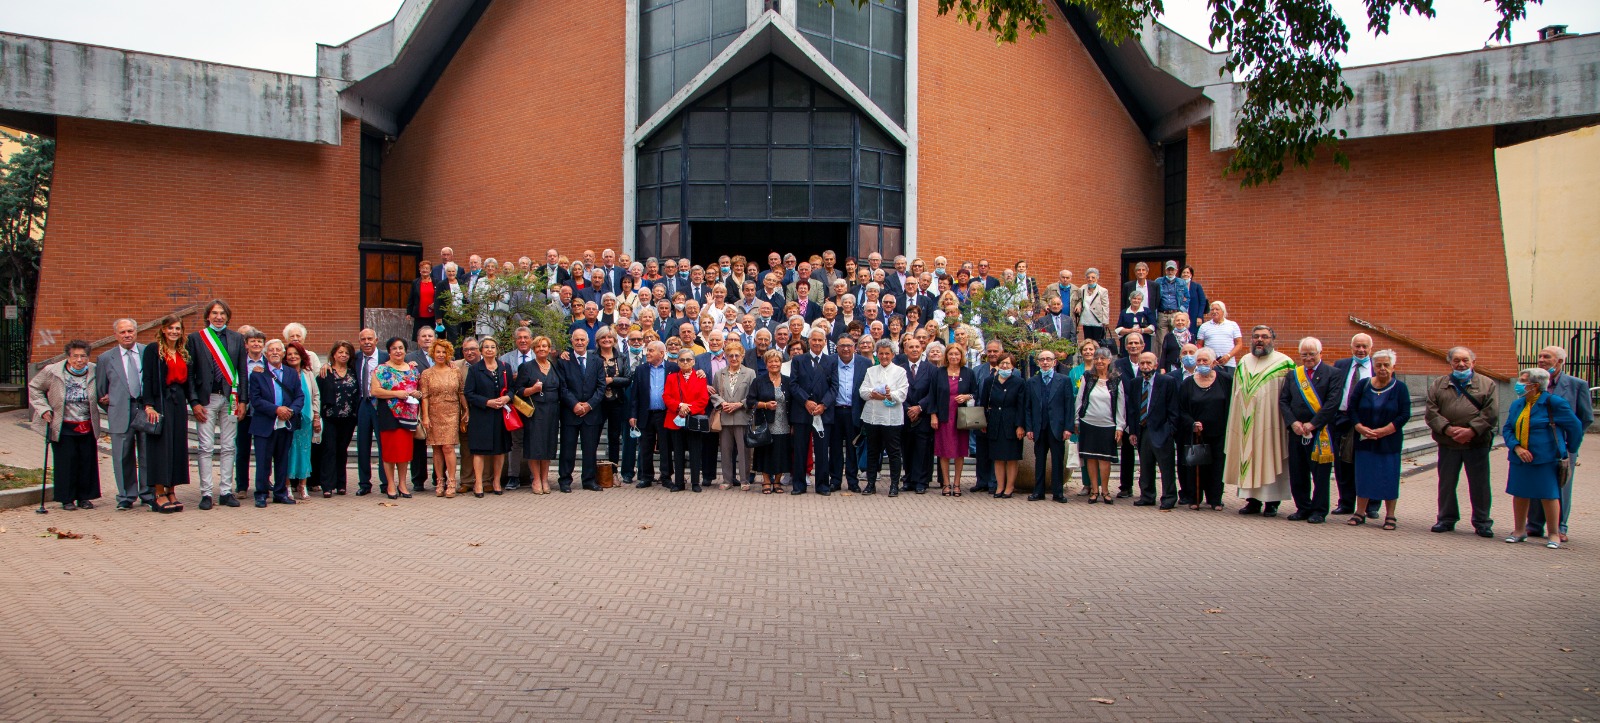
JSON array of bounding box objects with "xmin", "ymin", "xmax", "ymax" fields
[
  {"xmin": 185, "ymin": 300, "xmax": 247, "ymax": 509},
  {"xmin": 1225, "ymin": 325, "xmax": 1296, "ymax": 516},
  {"xmin": 1278, "ymin": 337, "xmax": 1340, "ymax": 523}
]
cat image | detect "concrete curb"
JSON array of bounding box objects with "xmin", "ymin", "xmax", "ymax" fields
[{"xmin": 0, "ymin": 484, "xmax": 52, "ymax": 510}]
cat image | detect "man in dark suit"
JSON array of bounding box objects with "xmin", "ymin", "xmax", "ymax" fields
[
  {"xmin": 185, "ymin": 299, "xmax": 249, "ymax": 506},
  {"xmin": 1279, "ymin": 337, "xmax": 1340, "ymax": 523},
  {"xmin": 430, "ymin": 247, "xmax": 456, "ymax": 286},
  {"xmin": 789, "ymin": 328, "xmax": 835, "ymax": 495},
  {"xmin": 895, "ymin": 338, "xmax": 937, "ymax": 494},
  {"xmin": 558, "ymin": 328, "xmax": 606, "ymax": 493},
  {"xmin": 971, "ymin": 340, "xmax": 1001, "ymax": 493},
  {"xmin": 1121, "ymin": 261, "xmax": 1154, "ymax": 316},
  {"xmin": 1023, "ymin": 349, "xmax": 1076, "ymax": 502},
  {"xmin": 1034, "ymin": 294, "xmax": 1077, "ymax": 343},
  {"xmin": 598, "ymin": 248, "xmax": 625, "ymax": 294},
  {"xmin": 1130, "ymin": 351, "xmax": 1180, "ymax": 508},
  {"xmin": 756, "ymin": 274, "xmax": 786, "ymax": 315},
  {"xmin": 538, "ymin": 249, "xmax": 570, "ymax": 288},
  {"xmin": 975, "ymin": 259, "xmax": 1000, "ymax": 291},
  {"xmin": 630, "ymin": 341, "xmax": 670, "ymax": 488},
  {"xmin": 1320, "ymin": 333, "xmax": 1381, "ymax": 518},
  {"xmin": 248, "ymin": 341, "xmax": 304, "ymax": 508},
  {"xmin": 1114, "ymin": 334, "xmax": 1145, "ymax": 497},
  {"xmin": 826, "ymin": 336, "xmax": 870, "ymax": 492},
  {"xmin": 405, "ymin": 327, "xmax": 440, "ymax": 493},
  {"xmin": 902, "ymin": 277, "xmax": 936, "ymax": 322}
]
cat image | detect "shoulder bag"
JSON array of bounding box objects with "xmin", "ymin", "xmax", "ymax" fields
[
  {"xmin": 956, "ymin": 404, "xmax": 987, "ymax": 430},
  {"xmin": 1546, "ymin": 395, "xmax": 1571, "ymax": 488},
  {"xmin": 1183, "ymin": 432, "xmax": 1213, "ymax": 467},
  {"xmin": 498, "ymin": 374, "xmax": 523, "ymax": 432}
]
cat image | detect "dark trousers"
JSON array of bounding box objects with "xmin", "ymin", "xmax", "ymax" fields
[
  {"xmin": 902, "ymin": 422, "xmax": 933, "ymax": 491},
  {"xmin": 789, "ymin": 425, "xmax": 813, "ymax": 491},
  {"xmin": 974, "ymin": 435, "xmax": 994, "ymax": 490},
  {"xmin": 1118, "ymin": 434, "xmax": 1138, "ymax": 494},
  {"xmin": 603, "ymin": 400, "xmax": 627, "ymax": 466},
  {"xmin": 559, "ymin": 423, "xmax": 602, "ymax": 488},
  {"xmin": 637, "ymin": 410, "xmax": 667, "ymax": 484},
  {"xmin": 1332, "ymin": 424, "xmax": 1380, "ymax": 514},
  {"xmin": 252, "ymin": 428, "xmax": 292, "ymax": 501},
  {"xmin": 827, "ymin": 408, "xmax": 860, "ymax": 489},
  {"xmin": 1287, "ymin": 435, "xmax": 1333, "ymax": 516},
  {"xmin": 664, "ymin": 427, "xmax": 702, "ymax": 488},
  {"xmin": 1033, "ymin": 432, "xmax": 1066, "ymax": 497},
  {"xmin": 410, "ymin": 436, "xmax": 433, "ymax": 490},
  {"xmin": 53, "ymin": 430, "xmax": 102, "ymax": 504},
  {"xmin": 321, "ymin": 416, "xmax": 356, "ymax": 492},
  {"xmin": 863, "ymin": 423, "xmax": 903, "ymax": 489},
  {"xmin": 1436, "ymin": 445, "xmax": 1493, "ymax": 528},
  {"xmin": 1184, "ymin": 434, "xmax": 1225, "ymax": 505},
  {"xmin": 701, "ymin": 426, "xmax": 720, "ymax": 483},
  {"xmin": 235, "ymin": 417, "xmax": 252, "ymax": 493},
  {"xmin": 355, "ymin": 400, "xmax": 387, "ymax": 492},
  {"xmin": 1137, "ymin": 432, "xmax": 1176, "ymax": 505}
]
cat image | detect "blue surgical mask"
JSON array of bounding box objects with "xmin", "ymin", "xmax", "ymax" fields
[
  {"xmin": 1513, "ymin": 382, "xmax": 1528, "ymax": 396},
  {"xmin": 997, "ymin": 368, "xmax": 1013, "ymax": 380},
  {"xmin": 1087, "ymin": 283, "xmax": 1097, "ymax": 290},
  {"xmin": 720, "ymin": 266, "xmax": 730, "ymax": 274},
  {"xmin": 1195, "ymin": 364, "xmax": 1213, "ymax": 375},
  {"xmin": 1450, "ymin": 369, "xmax": 1472, "ymax": 382},
  {"xmin": 1181, "ymin": 354, "xmax": 1197, "ymax": 370}
]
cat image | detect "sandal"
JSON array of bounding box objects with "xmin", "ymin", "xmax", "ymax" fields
[
  {"xmin": 761, "ymin": 483, "xmax": 773, "ymax": 495},
  {"xmin": 1347, "ymin": 515, "xmax": 1366, "ymax": 526},
  {"xmin": 741, "ymin": 483, "xmax": 751, "ymax": 492},
  {"xmin": 1188, "ymin": 504, "xmax": 1201, "ymax": 511},
  {"xmin": 953, "ymin": 490, "xmax": 962, "ymax": 497},
  {"xmin": 1381, "ymin": 516, "xmax": 1397, "ymax": 531}
]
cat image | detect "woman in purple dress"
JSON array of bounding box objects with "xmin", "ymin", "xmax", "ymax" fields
[{"xmin": 930, "ymin": 343, "xmax": 978, "ymax": 497}]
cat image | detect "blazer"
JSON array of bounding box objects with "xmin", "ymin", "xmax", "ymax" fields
[
  {"xmin": 1120, "ymin": 279, "xmax": 1155, "ymax": 313},
  {"xmin": 96, "ymin": 343, "xmax": 145, "ymax": 435},
  {"xmin": 788, "ymin": 352, "xmax": 834, "ymax": 424},
  {"xmin": 184, "ymin": 327, "xmax": 246, "ymax": 402},
  {"xmin": 710, "ymin": 365, "xmax": 757, "ymax": 426},
  {"xmin": 662, "ymin": 370, "xmax": 710, "ymax": 430},
  {"xmin": 1022, "ymin": 369, "xmax": 1076, "ymax": 439},
  {"xmin": 897, "ymin": 358, "xmax": 938, "ymax": 430},
  {"xmin": 1158, "ymin": 330, "xmax": 1184, "ymax": 373},
  {"xmin": 1184, "ymin": 280, "xmax": 1209, "ymax": 333},
  {"xmin": 247, "ymin": 366, "xmax": 305, "ymax": 438},
  {"xmin": 1129, "ymin": 371, "xmax": 1179, "ymax": 450},
  {"xmin": 829, "ymin": 354, "xmax": 872, "ymax": 422},
  {"xmin": 756, "ymin": 288, "xmax": 786, "ymax": 315},
  {"xmin": 1323, "ymin": 357, "xmax": 1366, "ymax": 429},
  {"xmin": 1549, "ymin": 371, "xmax": 1595, "ymax": 430},
  {"xmin": 1076, "ymin": 285, "xmax": 1110, "ymax": 328},
  {"xmin": 558, "ymin": 352, "xmax": 606, "ymax": 427},
  {"xmin": 746, "ymin": 372, "xmax": 806, "ymax": 427},
  {"xmin": 786, "ymin": 279, "xmax": 824, "ymax": 304},
  {"xmin": 139, "ymin": 343, "xmax": 201, "ymax": 414},
  {"xmin": 630, "ymin": 360, "xmax": 670, "ymax": 422},
  {"xmin": 464, "ymin": 360, "xmax": 512, "ymax": 413},
  {"xmin": 1278, "ymin": 362, "xmax": 1342, "ymax": 433},
  {"xmin": 929, "ymin": 366, "xmax": 979, "ymax": 428},
  {"xmin": 1034, "ymin": 312, "xmax": 1077, "ymax": 342},
  {"xmin": 1503, "ymin": 393, "xmax": 1584, "ymax": 465},
  {"xmin": 29, "ymin": 361, "xmax": 101, "ymax": 442}
]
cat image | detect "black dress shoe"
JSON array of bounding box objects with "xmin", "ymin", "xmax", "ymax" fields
[
  {"xmin": 1133, "ymin": 499, "xmax": 1154, "ymax": 507},
  {"xmin": 1238, "ymin": 501, "xmax": 1262, "ymax": 515},
  {"xmin": 847, "ymin": 485, "xmax": 860, "ymax": 493},
  {"xmin": 1475, "ymin": 527, "xmax": 1495, "ymax": 538},
  {"xmin": 559, "ymin": 484, "xmax": 572, "ymax": 493},
  {"xmin": 915, "ymin": 487, "xmax": 927, "ymax": 494},
  {"xmin": 1158, "ymin": 503, "xmax": 1175, "ymax": 510},
  {"xmin": 863, "ymin": 485, "xmax": 876, "ymax": 495},
  {"xmin": 583, "ymin": 483, "xmax": 602, "ymax": 491},
  {"xmin": 474, "ymin": 492, "xmax": 484, "ymax": 498},
  {"xmin": 221, "ymin": 493, "xmax": 240, "ymax": 507},
  {"xmin": 1430, "ymin": 522, "xmax": 1454, "ymax": 533},
  {"xmin": 116, "ymin": 500, "xmax": 133, "ymax": 510},
  {"xmin": 691, "ymin": 483, "xmax": 702, "ymax": 493},
  {"xmin": 1262, "ymin": 502, "xmax": 1280, "ymax": 517},
  {"xmin": 254, "ymin": 498, "xmax": 268, "ymax": 508},
  {"xmin": 1115, "ymin": 491, "xmax": 1132, "ymax": 498},
  {"xmin": 1308, "ymin": 513, "xmax": 1326, "ymax": 524},
  {"xmin": 636, "ymin": 480, "xmax": 653, "ymax": 488},
  {"xmin": 1028, "ymin": 493, "xmax": 1046, "ymax": 501},
  {"xmin": 888, "ymin": 487, "xmax": 899, "ymax": 497},
  {"xmin": 1330, "ymin": 506, "xmax": 1352, "ymax": 515},
  {"xmin": 199, "ymin": 496, "xmax": 214, "ymax": 511},
  {"xmin": 789, "ymin": 488, "xmax": 805, "ymax": 495},
  {"xmin": 1286, "ymin": 511, "xmax": 1309, "ymax": 521},
  {"xmin": 505, "ymin": 482, "xmax": 521, "ymax": 491},
  {"xmin": 815, "ymin": 488, "xmax": 829, "ymax": 496},
  {"xmin": 1054, "ymin": 496, "xmax": 1069, "ymax": 503},
  {"xmin": 77, "ymin": 500, "xmax": 95, "ymax": 509}
]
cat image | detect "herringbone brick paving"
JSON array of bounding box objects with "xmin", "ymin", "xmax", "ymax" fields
[{"xmin": 0, "ymin": 453, "xmax": 1596, "ymax": 721}]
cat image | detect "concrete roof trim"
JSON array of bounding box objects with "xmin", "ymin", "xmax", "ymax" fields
[
  {"xmin": 0, "ymin": 31, "xmax": 341, "ymax": 144},
  {"xmin": 316, "ymin": 0, "xmax": 439, "ymax": 83},
  {"xmin": 632, "ymin": 11, "xmax": 908, "ymax": 147},
  {"xmin": 1137, "ymin": 18, "xmax": 1228, "ymax": 89}
]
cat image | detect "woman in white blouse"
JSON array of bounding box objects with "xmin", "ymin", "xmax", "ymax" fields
[
  {"xmin": 1074, "ymin": 347, "xmax": 1125, "ymax": 505},
  {"xmin": 1196, "ymin": 300, "xmax": 1244, "ymax": 367}
]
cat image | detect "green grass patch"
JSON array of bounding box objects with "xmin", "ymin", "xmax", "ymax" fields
[{"xmin": 0, "ymin": 464, "xmax": 44, "ymax": 490}]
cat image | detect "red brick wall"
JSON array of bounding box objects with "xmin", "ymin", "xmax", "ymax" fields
[
  {"xmin": 381, "ymin": 0, "xmax": 626, "ymax": 263},
  {"xmin": 1186, "ymin": 122, "xmax": 1515, "ymax": 375},
  {"xmin": 916, "ymin": 1, "xmax": 1161, "ymax": 291},
  {"xmin": 31, "ymin": 116, "xmax": 361, "ymax": 361}
]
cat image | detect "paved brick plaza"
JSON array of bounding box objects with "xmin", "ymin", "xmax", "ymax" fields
[{"xmin": 1, "ymin": 457, "xmax": 1596, "ymax": 722}]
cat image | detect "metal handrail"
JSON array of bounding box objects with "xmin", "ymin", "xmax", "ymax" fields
[
  {"xmin": 1347, "ymin": 316, "xmax": 1512, "ymax": 382},
  {"xmin": 28, "ymin": 302, "xmax": 209, "ymax": 373}
]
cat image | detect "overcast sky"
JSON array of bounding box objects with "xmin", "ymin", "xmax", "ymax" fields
[{"xmin": 0, "ymin": 0, "xmax": 1593, "ymax": 76}]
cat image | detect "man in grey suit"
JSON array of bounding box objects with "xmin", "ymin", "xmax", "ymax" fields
[
  {"xmin": 1527, "ymin": 345, "xmax": 1593, "ymax": 538},
  {"xmin": 405, "ymin": 326, "xmax": 439, "ymax": 494},
  {"xmin": 500, "ymin": 326, "xmax": 537, "ymax": 489},
  {"xmin": 96, "ymin": 318, "xmax": 152, "ymax": 510}
]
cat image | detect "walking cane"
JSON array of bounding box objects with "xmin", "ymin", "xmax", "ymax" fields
[{"xmin": 36, "ymin": 429, "xmax": 51, "ymax": 514}]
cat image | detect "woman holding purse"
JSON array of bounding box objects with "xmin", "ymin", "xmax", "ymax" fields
[
  {"xmin": 140, "ymin": 316, "xmax": 199, "ymax": 513},
  {"xmin": 747, "ymin": 349, "xmax": 795, "ymax": 495},
  {"xmin": 371, "ymin": 337, "xmax": 420, "ymax": 500},
  {"xmin": 710, "ymin": 342, "xmax": 756, "ymax": 491},
  {"xmin": 516, "ymin": 336, "xmax": 562, "ymax": 495},
  {"xmin": 662, "ymin": 349, "xmax": 711, "ymax": 492},
  {"xmin": 464, "ymin": 337, "xmax": 513, "ymax": 497},
  {"xmin": 929, "ymin": 343, "xmax": 976, "ymax": 497}
]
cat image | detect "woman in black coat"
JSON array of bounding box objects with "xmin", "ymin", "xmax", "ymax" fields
[
  {"xmin": 745, "ymin": 349, "xmax": 801, "ymax": 494},
  {"xmin": 140, "ymin": 315, "xmax": 200, "ymax": 513},
  {"xmin": 595, "ymin": 327, "xmax": 634, "ymax": 471},
  {"xmin": 464, "ymin": 337, "xmax": 513, "ymax": 497},
  {"xmin": 515, "ymin": 336, "xmax": 562, "ymax": 494},
  {"xmin": 983, "ymin": 352, "xmax": 1026, "ymax": 498},
  {"xmin": 1176, "ymin": 349, "xmax": 1233, "ymax": 510}
]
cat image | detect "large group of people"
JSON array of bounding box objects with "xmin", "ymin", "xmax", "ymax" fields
[{"xmin": 30, "ymin": 247, "xmax": 1590, "ymax": 549}]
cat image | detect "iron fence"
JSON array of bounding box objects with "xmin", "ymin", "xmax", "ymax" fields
[
  {"xmin": 1515, "ymin": 321, "xmax": 1600, "ymax": 390},
  {"xmin": 0, "ymin": 317, "xmax": 25, "ymax": 385}
]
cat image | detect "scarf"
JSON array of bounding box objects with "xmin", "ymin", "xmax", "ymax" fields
[{"xmin": 1515, "ymin": 393, "xmax": 1540, "ymax": 449}]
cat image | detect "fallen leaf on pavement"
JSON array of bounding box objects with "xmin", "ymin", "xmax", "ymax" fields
[
  {"xmin": 379, "ymin": 502, "xmax": 398, "ymax": 507},
  {"xmin": 236, "ymin": 530, "xmax": 259, "ymax": 535},
  {"xmin": 639, "ymin": 524, "xmax": 652, "ymax": 530},
  {"xmin": 45, "ymin": 527, "xmax": 82, "ymax": 539},
  {"xmin": 468, "ymin": 542, "xmax": 483, "ymax": 547},
  {"xmin": 1560, "ymin": 648, "xmax": 1573, "ymax": 652},
  {"xmin": 1091, "ymin": 698, "xmax": 1115, "ymax": 705},
  {"xmin": 1205, "ymin": 608, "xmax": 1224, "ymax": 614}
]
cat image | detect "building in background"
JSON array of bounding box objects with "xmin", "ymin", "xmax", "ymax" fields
[
  {"xmin": 1498, "ymin": 125, "xmax": 1600, "ymax": 323},
  {"xmin": 2, "ymin": 0, "xmax": 1596, "ymax": 378}
]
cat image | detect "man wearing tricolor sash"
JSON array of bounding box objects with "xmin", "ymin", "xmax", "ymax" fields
[
  {"xmin": 1223, "ymin": 325, "xmax": 1295, "ymax": 516},
  {"xmin": 184, "ymin": 300, "xmax": 248, "ymax": 509},
  {"xmin": 1277, "ymin": 337, "xmax": 1341, "ymax": 524}
]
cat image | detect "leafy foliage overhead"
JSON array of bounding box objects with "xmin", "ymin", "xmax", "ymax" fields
[
  {"xmin": 0, "ymin": 131, "xmax": 53, "ymax": 308},
  {"xmin": 830, "ymin": 0, "xmax": 1538, "ymax": 186}
]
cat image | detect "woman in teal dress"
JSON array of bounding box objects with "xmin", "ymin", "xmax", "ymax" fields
[
  {"xmin": 284, "ymin": 342, "xmax": 320, "ymax": 500},
  {"xmin": 1503, "ymin": 367, "xmax": 1584, "ymax": 548},
  {"xmin": 1346, "ymin": 350, "xmax": 1410, "ymax": 531}
]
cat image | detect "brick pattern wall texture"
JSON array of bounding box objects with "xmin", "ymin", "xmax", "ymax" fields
[
  {"xmin": 30, "ymin": 116, "xmax": 361, "ymax": 361},
  {"xmin": 1185, "ymin": 122, "xmax": 1516, "ymax": 375},
  {"xmin": 915, "ymin": 0, "xmax": 1162, "ymax": 295},
  {"xmin": 381, "ymin": 0, "xmax": 627, "ymax": 265}
]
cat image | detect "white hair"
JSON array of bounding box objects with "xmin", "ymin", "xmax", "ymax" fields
[
  {"xmin": 1372, "ymin": 349, "xmax": 1398, "ymax": 364},
  {"xmin": 1298, "ymin": 337, "xmax": 1322, "ymax": 353},
  {"xmin": 282, "ymin": 322, "xmax": 307, "ymax": 339},
  {"xmin": 1522, "ymin": 367, "xmax": 1551, "ymax": 388},
  {"xmin": 444, "ymin": 262, "xmax": 458, "ymax": 274}
]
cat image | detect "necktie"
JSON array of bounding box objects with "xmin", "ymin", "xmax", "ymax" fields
[
  {"xmin": 125, "ymin": 349, "xmax": 142, "ymax": 399},
  {"xmin": 911, "ymin": 362, "xmax": 918, "ymax": 378},
  {"xmin": 1141, "ymin": 378, "xmax": 1152, "ymax": 424},
  {"xmin": 1042, "ymin": 372, "xmax": 1052, "ymax": 386}
]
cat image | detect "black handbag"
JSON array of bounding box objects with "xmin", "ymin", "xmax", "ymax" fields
[
  {"xmin": 686, "ymin": 414, "xmax": 712, "ymax": 433},
  {"xmin": 129, "ymin": 406, "xmax": 161, "ymax": 435},
  {"xmin": 1183, "ymin": 435, "xmax": 1212, "ymax": 467},
  {"xmin": 745, "ymin": 422, "xmax": 773, "ymax": 448}
]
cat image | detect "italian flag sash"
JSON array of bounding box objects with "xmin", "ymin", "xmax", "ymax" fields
[
  {"xmin": 1294, "ymin": 366, "xmax": 1334, "ymax": 464},
  {"xmin": 201, "ymin": 327, "xmax": 239, "ymax": 402}
]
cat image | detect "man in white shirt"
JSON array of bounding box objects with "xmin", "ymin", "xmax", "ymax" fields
[
  {"xmin": 500, "ymin": 327, "xmax": 537, "ymax": 490},
  {"xmin": 97, "ymin": 318, "xmax": 149, "ymax": 510},
  {"xmin": 859, "ymin": 339, "xmax": 908, "ymax": 496}
]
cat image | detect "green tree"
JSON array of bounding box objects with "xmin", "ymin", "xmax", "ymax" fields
[
  {"xmin": 832, "ymin": 0, "xmax": 1538, "ymax": 186},
  {"xmin": 438, "ymin": 271, "xmax": 571, "ymax": 355},
  {"xmin": 954, "ymin": 279, "xmax": 1076, "ymax": 371},
  {"xmin": 0, "ymin": 131, "xmax": 53, "ymax": 310}
]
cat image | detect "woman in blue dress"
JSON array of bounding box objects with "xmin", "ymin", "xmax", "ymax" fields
[
  {"xmin": 1503, "ymin": 367, "xmax": 1584, "ymax": 548},
  {"xmin": 1346, "ymin": 349, "xmax": 1410, "ymax": 530}
]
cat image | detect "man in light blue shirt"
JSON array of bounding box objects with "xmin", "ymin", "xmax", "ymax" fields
[{"xmin": 630, "ymin": 341, "xmax": 669, "ymax": 488}]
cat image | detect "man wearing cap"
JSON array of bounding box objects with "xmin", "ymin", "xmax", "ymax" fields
[{"xmin": 1152, "ymin": 260, "xmax": 1189, "ymax": 353}]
